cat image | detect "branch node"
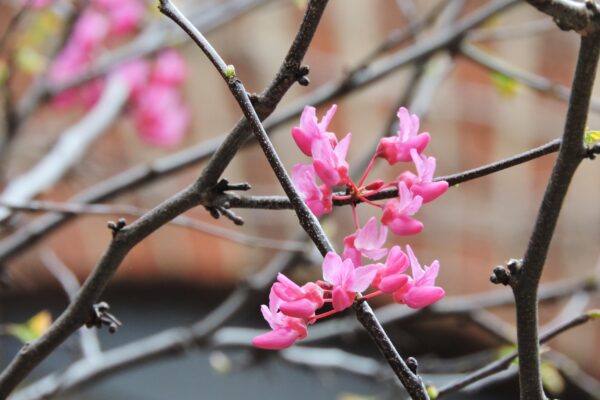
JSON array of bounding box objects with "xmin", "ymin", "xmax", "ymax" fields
[
  {"xmin": 107, "ymin": 218, "xmax": 127, "ymax": 237},
  {"xmin": 296, "ymin": 65, "xmax": 310, "ymax": 86},
  {"xmin": 219, "ymin": 207, "xmax": 244, "ymax": 226},
  {"xmin": 86, "ymin": 301, "xmax": 122, "ymax": 333},
  {"xmin": 585, "ymin": 143, "xmax": 600, "ymax": 159},
  {"xmin": 204, "ymin": 206, "xmax": 221, "ymax": 220},
  {"xmin": 215, "ymin": 178, "xmax": 251, "ymax": 192},
  {"xmin": 406, "ymin": 357, "xmax": 419, "ymax": 374},
  {"xmin": 490, "ymin": 259, "xmax": 522, "ymax": 286}
]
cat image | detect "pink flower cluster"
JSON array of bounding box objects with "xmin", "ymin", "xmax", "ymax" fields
[
  {"xmin": 47, "ymin": 0, "xmax": 190, "ymax": 147},
  {"xmin": 253, "ymin": 105, "xmax": 448, "ymax": 350}
]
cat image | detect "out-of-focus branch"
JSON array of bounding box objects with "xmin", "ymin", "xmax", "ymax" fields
[
  {"xmin": 0, "ymin": 75, "xmax": 130, "ymax": 224},
  {"xmin": 40, "ymin": 249, "xmax": 102, "ymax": 361},
  {"xmin": 0, "ymin": 199, "xmax": 306, "ymax": 252},
  {"xmin": 460, "ymin": 43, "xmax": 600, "ymax": 112},
  {"xmin": 436, "ymin": 310, "xmax": 600, "ymax": 398}
]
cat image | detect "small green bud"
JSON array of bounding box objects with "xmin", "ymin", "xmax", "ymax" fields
[
  {"xmin": 587, "ymin": 309, "xmax": 600, "ymax": 319},
  {"xmin": 584, "ymin": 128, "xmax": 600, "ymax": 145},
  {"xmin": 427, "ymin": 385, "xmax": 439, "ymax": 399},
  {"xmin": 225, "ymin": 64, "xmax": 236, "ymax": 79}
]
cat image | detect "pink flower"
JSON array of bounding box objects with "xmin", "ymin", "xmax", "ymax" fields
[
  {"xmin": 113, "ymin": 59, "xmax": 150, "ymax": 99},
  {"xmin": 292, "ymin": 105, "xmax": 338, "ymax": 156},
  {"xmin": 105, "ymin": 0, "xmax": 145, "ymax": 35},
  {"xmin": 311, "ymin": 133, "xmax": 351, "ymax": 187},
  {"xmin": 26, "ymin": 0, "xmax": 53, "ymax": 9},
  {"xmin": 372, "ymin": 246, "xmax": 410, "ymax": 293},
  {"xmin": 376, "ymin": 107, "xmax": 430, "ymax": 164},
  {"xmin": 291, "ymin": 164, "xmax": 332, "ymax": 217},
  {"xmin": 132, "ymin": 85, "xmax": 190, "ymax": 147},
  {"xmin": 342, "ymin": 217, "xmax": 388, "ymax": 264},
  {"xmin": 252, "ymin": 288, "xmax": 308, "ymax": 350},
  {"xmin": 322, "ymin": 252, "xmax": 379, "ymax": 312},
  {"xmin": 71, "ymin": 10, "xmax": 109, "ymax": 53},
  {"xmin": 273, "ymin": 273, "xmax": 324, "ymax": 319},
  {"xmin": 152, "ymin": 50, "xmax": 187, "ymax": 86},
  {"xmin": 398, "ymin": 149, "xmax": 448, "ymax": 203},
  {"xmin": 381, "ymin": 182, "xmax": 423, "ymax": 236},
  {"xmin": 392, "ymin": 245, "xmax": 444, "ymax": 308}
]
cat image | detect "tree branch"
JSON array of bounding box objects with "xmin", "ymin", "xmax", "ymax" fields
[{"xmin": 511, "ymin": 31, "xmax": 600, "ymax": 400}]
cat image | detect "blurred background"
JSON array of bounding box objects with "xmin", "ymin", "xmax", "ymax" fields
[{"xmin": 0, "ymin": 0, "xmax": 599, "ymax": 398}]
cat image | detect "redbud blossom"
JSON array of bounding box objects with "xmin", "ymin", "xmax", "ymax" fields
[
  {"xmin": 398, "ymin": 149, "xmax": 449, "ymax": 203},
  {"xmin": 273, "ymin": 273, "xmax": 324, "ymax": 319},
  {"xmin": 322, "ymin": 252, "xmax": 379, "ymax": 312},
  {"xmin": 343, "ymin": 217, "xmax": 388, "ymax": 265},
  {"xmin": 291, "ymin": 164, "xmax": 332, "ymax": 217},
  {"xmin": 372, "ymin": 246, "xmax": 409, "ymax": 293},
  {"xmin": 311, "ymin": 133, "xmax": 351, "ymax": 187},
  {"xmin": 252, "ymin": 288, "xmax": 308, "ymax": 350},
  {"xmin": 292, "ymin": 105, "xmax": 338, "ymax": 156},
  {"xmin": 381, "ymin": 182, "xmax": 423, "ymax": 236},
  {"xmin": 376, "ymin": 107, "xmax": 430, "ymax": 164},
  {"xmin": 392, "ymin": 245, "xmax": 445, "ymax": 308}
]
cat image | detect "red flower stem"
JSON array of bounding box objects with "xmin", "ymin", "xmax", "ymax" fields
[
  {"xmin": 332, "ymin": 194, "xmax": 352, "ymax": 201},
  {"xmin": 362, "ymin": 290, "xmax": 383, "ymax": 300},
  {"xmin": 351, "ymin": 204, "xmax": 360, "ymax": 229},
  {"xmin": 358, "ymin": 196, "xmax": 383, "ymax": 208},
  {"xmin": 314, "ymin": 308, "xmax": 339, "ymax": 320},
  {"xmin": 357, "ymin": 155, "xmax": 378, "ymax": 188}
]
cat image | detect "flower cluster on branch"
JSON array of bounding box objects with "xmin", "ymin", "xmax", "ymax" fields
[{"xmin": 253, "ymin": 105, "xmax": 448, "ymax": 350}]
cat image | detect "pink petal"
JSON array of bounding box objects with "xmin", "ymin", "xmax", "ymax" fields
[
  {"xmin": 402, "ymin": 286, "xmax": 445, "ymax": 309},
  {"xmin": 411, "ymin": 181, "xmax": 448, "ymax": 203},
  {"xmin": 383, "ymin": 214, "xmax": 423, "ymax": 236},
  {"xmin": 279, "ymin": 299, "xmax": 317, "ymax": 319},
  {"xmin": 378, "ymin": 274, "xmax": 409, "ymax": 293},
  {"xmin": 349, "ymin": 264, "xmax": 380, "ymax": 293},
  {"xmin": 292, "ymin": 127, "xmax": 314, "ymax": 156},
  {"xmin": 317, "ymin": 104, "xmax": 337, "ymax": 131},
  {"xmin": 332, "ymin": 286, "xmax": 353, "ymax": 312},
  {"xmin": 252, "ymin": 328, "xmax": 299, "ymax": 350},
  {"xmin": 386, "ymin": 246, "xmax": 409, "ymax": 274},
  {"xmin": 322, "ymin": 252, "xmax": 342, "ymax": 285}
]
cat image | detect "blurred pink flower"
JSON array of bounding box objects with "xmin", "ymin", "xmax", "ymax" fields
[
  {"xmin": 152, "ymin": 50, "xmax": 187, "ymax": 86},
  {"xmin": 27, "ymin": 0, "xmax": 53, "ymax": 9},
  {"xmin": 377, "ymin": 107, "xmax": 430, "ymax": 164},
  {"xmin": 292, "ymin": 105, "xmax": 338, "ymax": 156},
  {"xmin": 392, "ymin": 245, "xmax": 445, "ymax": 308},
  {"xmin": 312, "ymin": 133, "xmax": 351, "ymax": 187},
  {"xmin": 322, "ymin": 252, "xmax": 379, "ymax": 312},
  {"xmin": 114, "ymin": 59, "xmax": 150, "ymax": 99},
  {"xmin": 132, "ymin": 85, "xmax": 190, "ymax": 147},
  {"xmin": 381, "ymin": 181, "xmax": 423, "ymax": 236},
  {"xmin": 291, "ymin": 164, "xmax": 332, "ymax": 217},
  {"xmin": 104, "ymin": 0, "xmax": 145, "ymax": 35}
]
